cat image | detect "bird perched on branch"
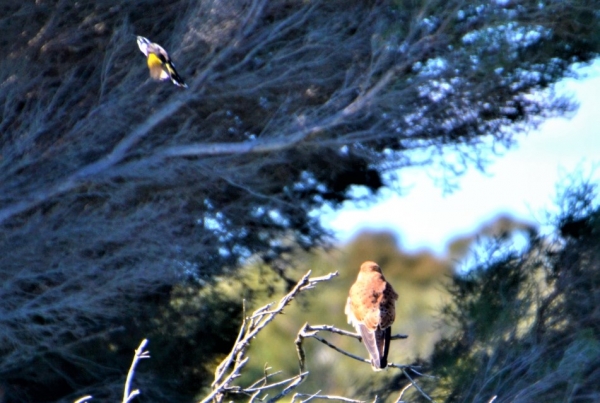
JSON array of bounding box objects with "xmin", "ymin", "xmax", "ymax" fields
[
  {"xmin": 136, "ymin": 36, "xmax": 188, "ymax": 88},
  {"xmin": 345, "ymin": 261, "xmax": 398, "ymax": 370}
]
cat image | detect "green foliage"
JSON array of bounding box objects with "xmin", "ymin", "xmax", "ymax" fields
[{"xmin": 425, "ymin": 179, "xmax": 600, "ymax": 403}]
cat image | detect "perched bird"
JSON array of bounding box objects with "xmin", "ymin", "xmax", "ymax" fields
[
  {"xmin": 345, "ymin": 261, "xmax": 398, "ymax": 370},
  {"xmin": 136, "ymin": 36, "xmax": 188, "ymax": 88}
]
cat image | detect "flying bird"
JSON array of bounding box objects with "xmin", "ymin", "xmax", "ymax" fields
[
  {"xmin": 345, "ymin": 261, "xmax": 398, "ymax": 370},
  {"xmin": 136, "ymin": 36, "xmax": 188, "ymax": 88}
]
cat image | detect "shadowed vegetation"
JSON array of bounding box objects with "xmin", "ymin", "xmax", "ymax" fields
[
  {"xmin": 413, "ymin": 178, "xmax": 600, "ymax": 403},
  {"xmin": 1, "ymin": 0, "xmax": 600, "ymax": 401}
]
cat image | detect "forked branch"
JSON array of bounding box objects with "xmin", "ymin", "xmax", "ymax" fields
[
  {"xmin": 73, "ymin": 339, "xmax": 150, "ymax": 403},
  {"xmin": 201, "ymin": 270, "xmax": 339, "ymax": 403},
  {"xmin": 295, "ymin": 323, "xmax": 434, "ymax": 402}
]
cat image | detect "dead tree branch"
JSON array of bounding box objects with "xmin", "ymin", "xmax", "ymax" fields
[
  {"xmin": 393, "ymin": 382, "xmax": 413, "ymax": 403},
  {"xmin": 401, "ymin": 367, "xmax": 433, "ymax": 403},
  {"xmin": 296, "ymin": 323, "xmax": 434, "ymax": 402},
  {"xmin": 295, "ymin": 323, "xmax": 408, "ymax": 372},
  {"xmin": 200, "ymin": 270, "xmax": 339, "ymax": 403},
  {"xmin": 73, "ymin": 339, "xmax": 150, "ymax": 403},
  {"xmin": 292, "ymin": 393, "xmax": 365, "ymax": 403},
  {"xmin": 122, "ymin": 339, "xmax": 151, "ymax": 403}
]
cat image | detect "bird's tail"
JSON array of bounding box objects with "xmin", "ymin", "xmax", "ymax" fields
[
  {"xmin": 379, "ymin": 326, "xmax": 392, "ymax": 369},
  {"xmin": 165, "ymin": 61, "xmax": 188, "ymax": 88}
]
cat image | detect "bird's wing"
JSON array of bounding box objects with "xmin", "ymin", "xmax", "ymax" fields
[
  {"xmin": 344, "ymin": 296, "xmax": 355, "ymax": 324},
  {"xmin": 164, "ymin": 61, "xmax": 187, "ymax": 87},
  {"xmin": 347, "ymin": 296, "xmax": 385, "ymax": 370},
  {"xmin": 379, "ymin": 282, "xmax": 398, "ymax": 329},
  {"xmin": 355, "ymin": 322, "xmax": 384, "ymax": 370}
]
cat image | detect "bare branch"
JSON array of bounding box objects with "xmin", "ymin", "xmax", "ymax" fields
[
  {"xmin": 0, "ymin": 96, "xmax": 187, "ymax": 225},
  {"xmin": 201, "ymin": 270, "xmax": 339, "ymax": 403},
  {"xmin": 394, "ymin": 382, "xmax": 413, "ymax": 403},
  {"xmin": 245, "ymin": 372, "xmax": 308, "ymax": 393},
  {"xmin": 301, "ymin": 324, "xmax": 408, "ymax": 341},
  {"xmin": 123, "ymin": 339, "xmax": 151, "ymax": 403},
  {"xmin": 295, "ymin": 323, "xmax": 435, "ymax": 402},
  {"xmin": 295, "ymin": 323, "xmax": 409, "ymax": 372},
  {"xmin": 246, "ymin": 367, "xmax": 282, "ymax": 390},
  {"xmin": 292, "ymin": 393, "xmax": 365, "ymax": 403},
  {"xmin": 73, "ymin": 339, "xmax": 150, "ymax": 403},
  {"xmin": 401, "ymin": 367, "xmax": 434, "ymax": 403},
  {"xmin": 264, "ymin": 373, "xmax": 307, "ymax": 403},
  {"xmin": 295, "ymin": 323, "xmax": 370, "ymax": 369}
]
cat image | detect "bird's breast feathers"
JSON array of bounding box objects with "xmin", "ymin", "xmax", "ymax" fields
[
  {"xmin": 347, "ymin": 273, "xmax": 398, "ymax": 329},
  {"xmin": 146, "ymin": 54, "xmax": 170, "ymax": 80},
  {"xmin": 147, "ymin": 53, "xmax": 164, "ymax": 68}
]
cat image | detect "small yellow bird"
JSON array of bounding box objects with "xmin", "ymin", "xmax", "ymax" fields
[{"xmin": 136, "ymin": 36, "xmax": 188, "ymax": 88}]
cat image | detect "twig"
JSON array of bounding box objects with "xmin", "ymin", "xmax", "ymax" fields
[
  {"xmin": 394, "ymin": 383, "xmax": 413, "ymax": 403},
  {"xmin": 297, "ymin": 326, "xmax": 370, "ymax": 367},
  {"xmin": 265, "ymin": 373, "xmax": 307, "ymax": 403},
  {"xmin": 249, "ymin": 390, "xmax": 262, "ymax": 403},
  {"xmin": 247, "ymin": 367, "xmax": 281, "ymax": 389},
  {"xmin": 387, "ymin": 362, "xmax": 420, "ymax": 370},
  {"xmin": 245, "ymin": 372, "xmax": 308, "ymax": 393},
  {"xmin": 212, "ymin": 312, "xmax": 249, "ymax": 388},
  {"xmin": 406, "ymin": 367, "xmax": 437, "ymax": 379},
  {"xmin": 296, "ymin": 323, "xmax": 434, "ymax": 402},
  {"xmin": 73, "ymin": 339, "xmax": 150, "ymax": 403},
  {"xmin": 301, "ymin": 324, "xmax": 408, "ymax": 341},
  {"xmin": 292, "ymin": 390, "xmax": 322, "ymax": 403},
  {"xmin": 401, "ymin": 367, "xmax": 434, "ymax": 403},
  {"xmin": 292, "ymin": 393, "xmax": 365, "ymax": 403},
  {"xmin": 295, "ymin": 323, "xmax": 409, "ymax": 372},
  {"xmin": 123, "ymin": 339, "xmax": 150, "ymax": 403}
]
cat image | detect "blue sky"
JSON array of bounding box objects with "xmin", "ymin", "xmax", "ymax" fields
[{"xmin": 322, "ymin": 61, "xmax": 600, "ymax": 254}]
